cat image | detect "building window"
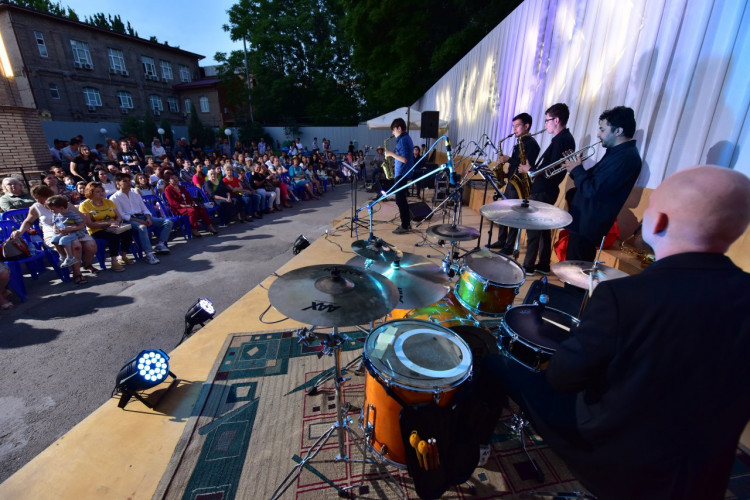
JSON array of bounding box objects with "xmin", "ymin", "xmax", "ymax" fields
[
  {"xmin": 83, "ymin": 87, "xmax": 102, "ymax": 107},
  {"xmin": 179, "ymin": 64, "xmax": 191, "ymax": 82},
  {"xmin": 150, "ymin": 95, "xmax": 163, "ymax": 114},
  {"xmin": 71, "ymin": 40, "xmax": 93, "ymax": 68},
  {"xmin": 199, "ymin": 96, "xmax": 209, "ymax": 113},
  {"xmin": 34, "ymin": 31, "xmax": 48, "ymax": 58},
  {"xmin": 167, "ymin": 97, "xmax": 179, "ymax": 113},
  {"xmin": 142, "ymin": 56, "xmax": 157, "ymax": 78},
  {"xmin": 160, "ymin": 61, "xmax": 173, "ymax": 81},
  {"xmin": 117, "ymin": 91, "xmax": 134, "ymax": 109},
  {"xmin": 184, "ymin": 98, "xmax": 192, "ymax": 113},
  {"xmin": 49, "ymin": 84, "xmax": 60, "ymax": 99},
  {"xmin": 108, "ymin": 48, "xmax": 127, "ymax": 74}
]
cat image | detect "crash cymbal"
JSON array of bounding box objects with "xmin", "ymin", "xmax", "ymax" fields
[
  {"xmin": 368, "ymin": 253, "xmax": 450, "ymax": 309},
  {"xmin": 480, "ymin": 199, "xmax": 572, "ymax": 230},
  {"xmin": 426, "ymin": 224, "xmax": 480, "ymax": 242},
  {"xmin": 268, "ymin": 265, "xmax": 400, "ymax": 326},
  {"xmin": 551, "ymin": 260, "xmax": 629, "ymax": 289},
  {"xmin": 351, "ymin": 238, "xmax": 403, "ymax": 262}
]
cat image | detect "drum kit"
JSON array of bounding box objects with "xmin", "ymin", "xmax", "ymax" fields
[{"xmin": 268, "ymin": 197, "xmax": 628, "ymax": 497}]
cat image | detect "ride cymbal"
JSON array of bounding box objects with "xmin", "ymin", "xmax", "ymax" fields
[
  {"xmin": 426, "ymin": 224, "xmax": 480, "ymax": 242},
  {"xmin": 480, "ymin": 199, "xmax": 572, "ymax": 230},
  {"xmin": 268, "ymin": 265, "xmax": 400, "ymax": 326},
  {"xmin": 551, "ymin": 260, "xmax": 629, "ymax": 289}
]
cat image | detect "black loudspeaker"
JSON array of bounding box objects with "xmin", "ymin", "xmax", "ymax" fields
[
  {"xmin": 409, "ymin": 202, "xmax": 432, "ymax": 221},
  {"xmin": 420, "ymin": 111, "xmax": 439, "ymax": 138},
  {"xmin": 523, "ymin": 278, "xmax": 585, "ymax": 318}
]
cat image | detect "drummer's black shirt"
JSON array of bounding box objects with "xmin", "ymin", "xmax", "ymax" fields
[{"xmin": 530, "ymin": 128, "xmax": 575, "ymax": 198}]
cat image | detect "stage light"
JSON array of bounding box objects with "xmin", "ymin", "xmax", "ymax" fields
[
  {"xmin": 292, "ymin": 235, "xmax": 310, "ymax": 255},
  {"xmin": 182, "ymin": 298, "xmax": 215, "ymax": 342},
  {"xmin": 113, "ymin": 349, "xmax": 176, "ymax": 409}
]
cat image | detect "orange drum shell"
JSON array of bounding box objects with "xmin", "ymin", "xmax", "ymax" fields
[
  {"xmin": 391, "ymin": 291, "xmax": 472, "ymax": 328},
  {"xmin": 362, "ymin": 369, "xmax": 457, "ymax": 467}
]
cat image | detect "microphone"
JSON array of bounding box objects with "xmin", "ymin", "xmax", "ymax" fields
[
  {"xmin": 445, "ymin": 137, "xmax": 455, "ymax": 185},
  {"xmin": 485, "ymin": 138, "xmax": 498, "ymax": 152}
]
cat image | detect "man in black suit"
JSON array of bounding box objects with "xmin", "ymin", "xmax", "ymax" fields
[{"xmin": 478, "ymin": 165, "xmax": 750, "ymax": 499}]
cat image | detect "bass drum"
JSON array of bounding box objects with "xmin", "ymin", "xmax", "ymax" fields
[
  {"xmin": 498, "ymin": 305, "xmax": 580, "ymax": 371},
  {"xmin": 454, "ymin": 250, "xmax": 525, "ymax": 316},
  {"xmin": 361, "ymin": 319, "xmax": 472, "ymax": 468}
]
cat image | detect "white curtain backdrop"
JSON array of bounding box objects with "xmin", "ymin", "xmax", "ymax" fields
[{"xmin": 412, "ymin": 0, "xmax": 750, "ymax": 188}]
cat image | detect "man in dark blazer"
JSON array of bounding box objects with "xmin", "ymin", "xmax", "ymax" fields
[{"xmin": 479, "ymin": 165, "xmax": 750, "ymax": 499}]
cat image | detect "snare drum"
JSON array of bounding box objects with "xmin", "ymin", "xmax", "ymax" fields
[
  {"xmin": 361, "ymin": 319, "xmax": 473, "ymax": 468},
  {"xmin": 498, "ymin": 305, "xmax": 580, "ymax": 371},
  {"xmin": 454, "ymin": 250, "xmax": 525, "ymax": 316}
]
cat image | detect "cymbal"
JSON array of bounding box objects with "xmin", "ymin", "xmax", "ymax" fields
[
  {"xmin": 480, "ymin": 199, "xmax": 572, "ymax": 230},
  {"xmin": 551, "ymin": 260, "xmax": 629, "ymax": 289},
  {"xmin": 426, "ymin": 224, "xmax": 480, "ymax": 242},
  {"xmin": 268, "ymin": 265, "xmax": 400, "ymax": 326},
  {"xmin": 368, "ymin": 253, "xmax": 450, "ymax": 309},
  {"xmin": 351, "ymin": 238, "xmax": 403, "ymax": 262}
]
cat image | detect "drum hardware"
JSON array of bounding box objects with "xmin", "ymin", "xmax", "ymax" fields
[
  {"xmin": 504, "ymin": 412, "xmax": 545, "ymax": 482},
  {"xmin": 351, "ymin": 237, "xmax": 403, "ymax": 263},
  {"xmin": 271, "ymin": 326, "xmax": 406, "ymax": 500}
]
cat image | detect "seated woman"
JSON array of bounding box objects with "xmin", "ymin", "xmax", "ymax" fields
[
  {"xmin": 0, "ymin": 177, "xmax": 34, "ymax": 211},
  {"xmin": 42, "ymin": 170, "xmax": 79, "ymax": 204},
  {"xmin": 78, "ymin": 182, "xmax": 134, "ymax": 273},
  {"xmin": 302, "ymin": 159, "xmax": 323, "ymax": 196},
  {"xmin": 204, "ymin": 169, "xmax": 247, "ymax": 224},
  {"xmin": 163, "ymin": 172, "xmax": 218, "ymax": 237},
  {"xmin": 93, "ymin": 168, "xmax": 117, "ymax": 196},
  {"xmin": 222, "ymin": 165, "xmax": 262, "ymax": 219},
  {"xmin": 289, "ymin": 158, "xmax": 317, "ymax": 200},
  {"xmin": 133, "ymin": 173, "xmax": 155, "ymax": 198},
  {"xmin": 12, "ymin": 184, "xmax": 97, "ymax": 283},
  {"xmin": 259, "ymin": 163, "xmax": 291, "ymax": 209}
]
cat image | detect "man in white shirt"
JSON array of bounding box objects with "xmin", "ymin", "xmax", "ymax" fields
[{"xmin": 110, "ymin": 173, "xmax": 172, "ymax": 264}]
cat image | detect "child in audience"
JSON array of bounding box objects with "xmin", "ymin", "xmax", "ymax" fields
[{"xmin": 45, "ymin": 195, "xmax": 89, "ymax": 268}]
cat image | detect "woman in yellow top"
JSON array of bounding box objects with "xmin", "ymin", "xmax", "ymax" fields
[{"xmin": 78, "ymin": 182, "xmax": 134, "ymax": 272}]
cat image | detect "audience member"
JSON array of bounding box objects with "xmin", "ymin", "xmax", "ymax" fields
[
  {"xmin": 79, "ymin": 182, "xmax": 135, "ymax": 272},
  {"xmin": 1, "ymin": 177, "xmax": 34, "ymax": 211},
  {"xmin": 45, "ymin": 195, "xmax": 89, "ymax": 268},
  {"xmin": 163, "ymin": 172, "xmax": 218, "ymax": 237}
]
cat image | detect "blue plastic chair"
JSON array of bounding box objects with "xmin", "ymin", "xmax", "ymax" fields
[
  {"xmin": 0, "ymin": 220, "xmax": 61, "ymax": 301},
  {"xmin": 184, "ymin": 185, "xmax": 223, "ymax": 225},
  {"xmin": 155, "ymin": 193, "xmax": 191, "ymax": 240},
  {"xmin": 142, "ymin": 195, "xmax": 186, "ymax": 242},
  {"xmin": 1, "ymin": 209, "xmax": 70, "ymax": 282}
]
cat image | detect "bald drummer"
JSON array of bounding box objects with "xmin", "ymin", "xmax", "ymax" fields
[{"xmin": 476, "ymin": 166, "xmax": 750, "ymax": 499}]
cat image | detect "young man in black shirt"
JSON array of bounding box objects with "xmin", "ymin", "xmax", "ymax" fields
[{"xmin": 518, "ymin": 103, "xmax": 575, "ymax": 275}]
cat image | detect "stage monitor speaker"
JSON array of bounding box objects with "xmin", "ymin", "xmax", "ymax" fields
[
  {"xmin": 421, "ymin": 111, "xmax": 439, "ymax": 138},
  {"xmin": 409, "ymin": 202, "xmax": 432, "ymax": 222},
  {"xmin": 523, "ymin": 278, "xmax": 585, "ymax": 318}
]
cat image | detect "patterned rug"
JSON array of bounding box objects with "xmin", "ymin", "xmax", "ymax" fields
[{"xmin": 154, "ymin": 328, "xmax": 750, "ymax": 500}]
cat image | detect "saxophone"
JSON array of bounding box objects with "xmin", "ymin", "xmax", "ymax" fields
[
  {"xmin": 381, "ymin": 135, "xmax": 395, "ymax": 180},
  {"xmin": 507, "ymin": 134, "xmax": 532, "ymax": 200}
]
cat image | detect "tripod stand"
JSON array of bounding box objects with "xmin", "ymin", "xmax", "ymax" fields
[
  {"xmin": 337, "ymin": 163, "xmax": 369, "ymax": 237},
  {"xmin": 270, "ymin": 327, "xmax": 404, "ymax": 500}
]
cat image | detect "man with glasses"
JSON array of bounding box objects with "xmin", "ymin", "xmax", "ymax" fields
[{"xmin": 518, "ymin": 103, "xmax": 575, "ymax": 275}]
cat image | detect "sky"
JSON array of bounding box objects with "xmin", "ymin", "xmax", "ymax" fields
[{"xmin": 62, "ymin": 0, "xmax": 244, "ymax": 66}]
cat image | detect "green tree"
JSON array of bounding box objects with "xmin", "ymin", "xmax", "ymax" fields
[
  {"xmin": 220, "ymin": 0, "xmax": 362, "ymax": 126},
  {"xmin": 159, "ymin": 117, "xmax": 174, "ymax": 145},
  {"xmin": 9, "ymin": 0, "xmax": 77, "ymax": 19},
  {"xmin": 118, "ymin": 115, "xmax": 142, "ymax": 140},
  {"xmin": 340, "ymin": 0, "xmax": 521, "ymax": 115},
  {"xmin": 141, "ymin": 110, "xmax": 159, "ymax": 149}
]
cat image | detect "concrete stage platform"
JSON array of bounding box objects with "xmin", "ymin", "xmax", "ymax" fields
[{"xmin": 1, "ymin": 198, "xmax": 747, "ymax": 499}]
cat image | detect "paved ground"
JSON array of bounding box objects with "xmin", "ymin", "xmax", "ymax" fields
[{"xmin": 0, "ymin": 186, "xmax": 362, "ymax": 482}]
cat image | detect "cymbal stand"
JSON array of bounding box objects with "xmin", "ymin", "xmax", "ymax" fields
[
  {"xmin": 471, "ymin": 164, "xmax": 507, "ymax": 250},
  {"xmin": 578, "ymin": 235, "xmax": 607, "ymax": 317},
  {"xmin": 271, "ymin": 327, "xmax": 404, "ymax": 500},
  {"xmin": 305, "ymin": 325, "xmax": 369, "ymax": 396}
]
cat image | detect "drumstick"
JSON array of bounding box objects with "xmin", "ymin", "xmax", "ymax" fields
[{"xmin": 542, "ymin": 316, "xmax": 571, "ymax": 332}]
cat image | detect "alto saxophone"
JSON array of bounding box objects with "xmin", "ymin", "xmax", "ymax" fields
[{"xmin": 381, "ymin": 135, "xmax": 395, "ymax": 180}]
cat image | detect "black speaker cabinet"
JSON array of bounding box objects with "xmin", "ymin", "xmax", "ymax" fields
[
  {"xmin": 420, "ymin": 111, "xmax": 439, "ymax": 138},
  {"xmin": 409, "ymin": 202, "xmax": 432, "ymax": 221}
]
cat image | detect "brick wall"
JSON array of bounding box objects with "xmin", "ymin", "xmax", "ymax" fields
[{"xmin": 0, "ymin": 106, "xmax": 53, "ymax": 179}]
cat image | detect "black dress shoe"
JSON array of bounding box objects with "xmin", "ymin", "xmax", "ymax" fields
[
  {"xmin": 392, "ymin": 226, "xmax": 412, "ymax": 234},
  {"xmin": 488, "ymin": 241, "xmax": 504, "ymax": 249}
]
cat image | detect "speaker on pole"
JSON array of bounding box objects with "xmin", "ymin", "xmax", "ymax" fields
[{"xmin": 420, "ymin": 111, "xmax": 439, "ymax": 139}]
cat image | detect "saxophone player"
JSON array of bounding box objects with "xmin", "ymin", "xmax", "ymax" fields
[
  {"xmin": 489, "ymin": 113, "xmax": 541, "ymax": 254},
  {"xmin": 384, "ymin": 117, "xmax": 415, "ymax": 234},
  {"xmin": 518, "ymin": 103, "xmax": 575, "ymax": 275}
]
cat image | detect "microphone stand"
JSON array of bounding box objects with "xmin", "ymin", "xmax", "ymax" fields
[{"xmin": 337, "ymin": 162, "xmax": 367, "ymax": 237}]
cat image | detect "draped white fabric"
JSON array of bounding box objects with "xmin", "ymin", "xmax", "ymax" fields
[{"xmin": 412, "ymin": 0, "xmax": 750, "ymax": 188}]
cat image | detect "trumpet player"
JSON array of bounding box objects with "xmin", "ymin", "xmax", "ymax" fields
[
  {"xmin": 563, "ymin": 106, "xmax": 642, "ymax": 261},
  {"xmin": 518, "ymin": 103, "xmax": 576, "ymax": 275},
  {"xmin": 489, "ymin": 113, "xmax": 540, "ymax": 254}
]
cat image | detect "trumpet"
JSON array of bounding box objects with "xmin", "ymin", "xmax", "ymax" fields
[{"xmin": 528, "ymin": 141, "xmax": 601, "ymax": 179}]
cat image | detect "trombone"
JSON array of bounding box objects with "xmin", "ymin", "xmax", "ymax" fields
[{"xmin": 528, "ymin": 141, "xmax": 601, "ymax": 179}]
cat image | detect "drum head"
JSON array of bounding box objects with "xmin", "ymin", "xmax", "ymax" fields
[
  {"xmin": 464, "ymin": 250, "xmax": 525, "ymax": 286},
  {"xmin": 504, "ymin": 305, "xmax": 579, "ymax": 350},
  {"xmin": 364, "ymin": 319, "xmax": 472, "ymax": 390}
]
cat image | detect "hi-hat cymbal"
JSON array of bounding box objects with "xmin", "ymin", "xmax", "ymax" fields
[
  {"xmin": 351, "ymin": 238, "xmax": 403, "ymax": 262},
  {"xmin": 551, "ymin": 260, "xmax": 629, "ymax": 289},
  {"xmin": 426, "ymin": 224, "xmax": 480, "ymax": 242},
  {"xmin": 268, "ymin": 265, "xmax": 399, "ymax": 326},
  {"xmin": 480, "ymin": 199, "xmax": 572, "ymax": 230},
  {"xmin": 368, "ymin": 253, "xmax": 450, "ymax": 309}
]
